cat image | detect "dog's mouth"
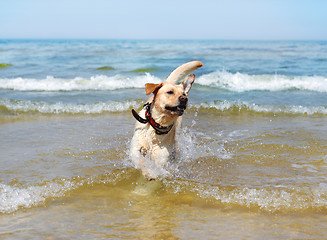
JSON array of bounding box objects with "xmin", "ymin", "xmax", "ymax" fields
[{"xmin": 165, "ymin": 104, "xmax": 187, "ymax": 116}]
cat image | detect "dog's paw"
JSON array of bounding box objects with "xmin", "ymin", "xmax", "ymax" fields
[
  {"xmin": 139, "ymin": 147, "xmax": 148, "ymax": 157},
  {"xmin": 142, "ymin": 171, "xmax": 156, "ymax": 181}
]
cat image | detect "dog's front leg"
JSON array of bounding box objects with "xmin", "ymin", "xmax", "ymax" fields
[{"xmin": 151, "ymin": 145, "xmax": 170, "ymax": 168}]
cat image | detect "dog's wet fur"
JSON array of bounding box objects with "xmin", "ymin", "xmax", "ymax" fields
[{"xmin": 130, "ymin": 61, "xmax": 203, "ymax": 179}]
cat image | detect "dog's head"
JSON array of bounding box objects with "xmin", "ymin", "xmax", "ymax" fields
[
  {"xmin": 145, "ymin": 74, "xmax": 195, "ymax": 116},
  {"xmin": 144, "ymin": 61, "xmax": 203, "ymax": 119}
]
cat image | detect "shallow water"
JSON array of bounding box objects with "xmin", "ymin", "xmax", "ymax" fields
[
  {"xmin": 1, "ymin": 112, "xmax": 327, "ymax": 239},
  {"xmin": 1, "ymin": 39, "xmax": 327, "ymax": 239}
]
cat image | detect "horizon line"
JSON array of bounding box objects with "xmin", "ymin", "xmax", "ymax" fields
[{"xmin": 1, "ymin": 37, "xmax": 327, "ymax": 42}]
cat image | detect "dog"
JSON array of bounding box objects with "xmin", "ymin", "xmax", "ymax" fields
[{"xmin": 130, "ymin": 61, "xmax": 203, "ymax": 179}]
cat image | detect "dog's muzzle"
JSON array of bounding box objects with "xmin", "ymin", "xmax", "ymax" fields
[{"xmin": 165, "ymin": 95, "xmax": 188, "ymax": 116}]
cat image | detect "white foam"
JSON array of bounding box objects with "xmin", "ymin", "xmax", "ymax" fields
[
  {"xmin": 193, "ymin": 100, "xmax": 327, "ymax": 115},
  {"xmin": 0, "ymin": 99, "xmax": 139, "ymax": 114},
  {"xmin": 2, "ymin": 98, "xmax": 326, "ymax": 115},
  {"xmin": 194, "ymin": 184, "xmax": 327, "ymax": 212},
  {"xmin": 197, "ymin": 71, "xmax": 327, "ymax": 92},
  {"xmin": 0, "ymin": 180, "xmax": 82, "ymax": 213},
  {"xmin": 2, "ymin": 71, "xmax": 327, "ymax": 93},
  {"xmin": 0, "ymin": 73, "xmax": 161, "ymax": 91}
]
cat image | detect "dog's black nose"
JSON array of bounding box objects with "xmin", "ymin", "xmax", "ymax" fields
[
  {"xmin": 179, "ymin": 95, "xmax": 187, "ymax": 101},
  {"xmin": 179, "ymin": 95, "xmax": 188, "ymax": 104}
]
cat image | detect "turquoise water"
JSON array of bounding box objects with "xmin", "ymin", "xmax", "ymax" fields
[{"xmin": 1, "ymin": 39, "xmax": 327, "ymax": 114}]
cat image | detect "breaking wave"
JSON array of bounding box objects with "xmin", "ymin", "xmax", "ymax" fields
[
  {"xmin": 197, "ymin": 71, "xmax": 327, "ymax": 92},
  {"xmin": 193, "ymin": 100, "xmax": 327, "ymax": 115},
  {"xmin": 189, "ymin": 182, "xmax": 327, "ymax": 213},
  {"xmin": 1, "ymin": 71, "xmax": 327, "ymax": 92},
  {"xmin": 0, "ymin": 179, "xmax": 84, "ymax": 214},
  {"xmin": 0, "ymin": 74, "xmax": 161, "ymax": 91},
  {"xmin": 0, "ymin": 99, "xmax": 140, "ymax": 114},
  {"xmin": 2, "ymin": 172, "xmax": 327, "ymax": 214},
  {"xmin": 1, "ymin": 98, "xmax": 326, "ymax": 116}
]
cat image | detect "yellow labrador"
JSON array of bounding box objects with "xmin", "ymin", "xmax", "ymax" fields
[{"xmin": 130, "ymin": 61, "xmax": 203, "ymax": 179}]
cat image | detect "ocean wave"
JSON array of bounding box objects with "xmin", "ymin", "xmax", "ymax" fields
[
  {"xmin": 0, "ymin": 99, "xmax": 140, "ymax": 114},
  {"xmin": 0, "ymin": 170, "xmax": 133, "ymax": 214},
  {"xmin": 191, "ymin": 183, "xmax": 327, "ymax": 213},
  {"xmin": 0, "ymin": 74, "xmax": 161, "ymax": 91},
  {"xmin": 197, "ymin": 71, "xmax": 327, "ymax": 92},
  {"xmin": 1, "ymin": 71, "xmax": 327, "ymax": 93},
  {"xmin": 0, "ymin": 179, "xmax": 83, "ymax": 214},
  {"xmin": 1, "ymin": 98, "xmax": 326, "ymax": 116},
  {"xmin": 192, "ymin": 100, "xmax": 327, "ymax": 115},
  {"xmin": 2, "ymin": 171, "xmax": 327, "ymax": 214}
]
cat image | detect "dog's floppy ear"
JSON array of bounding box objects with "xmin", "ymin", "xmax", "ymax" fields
[
  {"xmin": 182, "ymin": 74, "xmax": 195, "ymax": 94},
  {"xmin": 145, "ymin": 83, "xmax": 163, "ymax": 95}
]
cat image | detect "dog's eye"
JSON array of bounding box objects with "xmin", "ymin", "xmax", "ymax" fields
[{"xmin": 167, "ymin": 91, "xmax": 174, "ymax": 95}]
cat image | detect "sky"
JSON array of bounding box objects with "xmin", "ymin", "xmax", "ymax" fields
[{"xmin": 0, "ymin": 0, "xmax": 326, "ymax": 40}]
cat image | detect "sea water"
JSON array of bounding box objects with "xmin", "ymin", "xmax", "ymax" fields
[{"xmin": 1, "ymin": 39, "xmax": 327, "ymax": 239}]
